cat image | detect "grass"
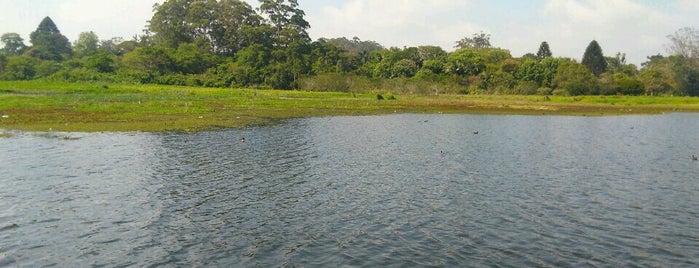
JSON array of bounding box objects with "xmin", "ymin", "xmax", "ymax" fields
[{"xmin": 1, "ymin": 80, "xmax": 698, "ymax": 132}]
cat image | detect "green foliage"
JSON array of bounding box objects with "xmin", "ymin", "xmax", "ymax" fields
[
  {"xmin": 391, "ymin": 59, "xmax": 419, "ymax": 78},
  {"xmin": 582, "ymin": 40, "xmax": 607, "ymax": 76},
  {"xmin": 478, "ymin": 71, "xmax": 515, "ymax": 92},
  {"xmin": 479, "ymin": 48, "xmax": 512, "ymax": 67},
  {"xmin": 150, "ymin": 0, "xmax": 264, "ymax": 55},
  {"xmin": 417, "ymin": 46, "xmax": 447, "ymax": 61},
  {"xmin": 639, "ymin": 68, "xmax": 674, "ymax": 96},
  {"xmin": 455, "ymin": 31, "xmax": 491, "ymax": 49},
  {"xmin": 321, "ymin": 37, "xmax": 383, "ymax": 54},
  {"xmin": 1, "ymin": 33, "xmax": 27, "ymax": 56},
  {"xmin": 173, "ymin": 43, "xmax": 218, "ymax": 74},
  {"xmin": 552, "ymin": 60, "xmax": 598, "ymax": 95},
  {"xmin": 121, "ymin": 46, "xmax": 176, "ymax": 77},
  {"xmin": 85, "ymin": 50, "xmax": 117, "ymax": 73},
  {"xmin": 445, "ymin": 48, "xmax": 485, "ymax": 76},
  {"xmin": 73, "ymin": 31, "xmax": 100, "ymax": 57},
  {"xmin": 1, "ymin": 4, "xmax": 697, "ymax": 97},
  {"xmin": 299, "ymin": 73, "xmax": 353, "ymax": 92},
  {"xmin": 35, "ymin": 60, "xmax": 61, "ymax": 78},
  {"xmin": 514, "ymin": 80, "xmax": 539, "ymax": 95},
  {"xmin": 258, "ymin": 0, "xmax": 311, "ymax": 47},
  {"xmin": 1, "ymin": 56, "xmax": 38, "ymax": 80},
  {"xmin": 617, "ymin": 75, "xmax": 645, "ymax": 95},
  {"xmin": 515, "ymin": 57, "xmax": 559, "ymax": 87},
  {"xmin": 368, "ymin": 47, "xmax": 421, "ymax": 78},
  {"xmin": 28, "ymin": 17, "xmax": 72, "ymax": 61},
  {"xmin": 536, "ymin": 41, "xmax": 552, "ymax": 60},
  {"xmin": 0, "ymin": 54, "xmax": 6, "ymax": 74}
]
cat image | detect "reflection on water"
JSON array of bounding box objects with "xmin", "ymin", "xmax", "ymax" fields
[{"xmin": 1, "ymin": 113, "xmax": 698, "ymax": 267}]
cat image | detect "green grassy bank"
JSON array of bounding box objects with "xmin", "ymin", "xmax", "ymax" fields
[{"xmin": 1, "ymin": 81, "xmax": 698, "ymax": 132}]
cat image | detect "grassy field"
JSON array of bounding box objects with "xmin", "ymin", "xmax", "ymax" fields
[{"xmin": 1, "ymin": 80, "xmax": 698, "ymax": 132}]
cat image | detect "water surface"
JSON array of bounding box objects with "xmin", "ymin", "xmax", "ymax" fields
[{"xmin": 1, "ymin": 113, "xmax": 698, "ymax": 267}]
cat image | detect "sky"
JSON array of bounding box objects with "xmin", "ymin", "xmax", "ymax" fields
[{"xmin": 1, "ymin": 0, "xmax": 698, "ymax": 65}]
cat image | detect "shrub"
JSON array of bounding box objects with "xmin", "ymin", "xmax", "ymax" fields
[
  {"xmin": 299, "ymin": 73, "xmax": 352, "ymax": 92},
  {"xmin": 536, "ymin": 87, "xmax": 553, "ymax": 95},
  {"xmin": 514, "ymin": 80, "xmax": 539, "ymax": 95},
  {"xmin": 552, "ymin": 88, "xmax": 570, "ymax": 96}
]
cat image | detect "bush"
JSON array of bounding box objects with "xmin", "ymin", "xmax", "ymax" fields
[
  {"xmin": 299, "ymin": 73, "xmax": 352, "ymax": 92},
  {"xmin": 618, "ymin": 77, "xmax": 644, "ymax": 95},
  {"xmin": 536, "ymin": 87, "xmax": 553, "ymax": 95},
  {"xmin": 47, "ymin": 68, "xmax": 115, "ymax": 82},
  {"xmin": 514, "ymin": 80, "xmax": 539, "ymax": 95},
  {"xmin": 552, "ymin": 88, "xmax": 570, "ymax": 96},
  {"xmin": 1, "ymin": 56, "xmax": 38, "ymax": 80}
]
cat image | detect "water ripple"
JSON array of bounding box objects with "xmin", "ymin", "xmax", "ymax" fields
[{"xmin": 1, "ymin": 114, "xmax": 698, "ymax": 266}]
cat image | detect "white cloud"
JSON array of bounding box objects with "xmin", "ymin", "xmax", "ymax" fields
[
  {"xmin": 3, "ymin": 0, "xmax": 698, "ymax": 67},
  {"xmin": 531, "ymin": 0, "xmax": 678, "ymax": 64},
  {"xmin": 307, "ymin": 0, "xmax": 480, "ymax": 49},
  {"xmin": 55, "ymin": 0, "xmax": 162, "ymax": 41}
]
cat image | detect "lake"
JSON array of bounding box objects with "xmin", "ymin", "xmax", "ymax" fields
[{"xmin": 1, "ymin": 113, "xmax": 698, "ymax": 267}]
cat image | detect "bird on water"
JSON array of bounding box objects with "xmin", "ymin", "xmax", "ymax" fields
[{"xmin": 693, "ymin": 155, "xmax": 697, "ymax": 161}]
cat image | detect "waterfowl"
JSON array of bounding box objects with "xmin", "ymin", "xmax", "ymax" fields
[
  {"xmin": 473, "ymin": 131, "xmax": 479, "ymax": 135},
  {"xmin": 239, "ymin": 137, "xmax": 246, "ymax": 142},
  {"xmin": 693, "ymin": 155, "xmax": 697, "ymax": 161}
]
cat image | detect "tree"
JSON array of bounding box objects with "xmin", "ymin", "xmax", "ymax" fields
[
  {"xmin": 149, "ymin": 0, "xmax": 203, "ymax": 48},
  {"xmin": 455, "ymin": 31, "xmax": 491, "ymax": 49},
  {"xmin": 582, "ymin": 40, "xmax": 607, "ymax": 76},
  {"xmin": 28, "ymin": 17, "xmax": 72, "ymax": 60},
  {"xmin": 515, "ymin": 57, "xmax": 560, "ymax": 87},
  {"xmin": 1, "ymin": 33, "xmax": 27, "ymax": 56},
  {"xmin": 149, "ymin": 0, "xmax": 264, "ymax": 55},
  {"xmin": 209, "ymin": 0, "xmax": 269, "ymax": 55},
  {"xmin": 85, "ymin": 50, "xmax": 116, "ymax": 73},
  {"xmin": 665, "ymin": 27, "xmax": 699, "ymax": 96},
  {"xmin": 536, "ymin": 41, "xmax": 552, "ymax": 60},
  {"xmin": 258, "ymin": 0, "xmax": 310, "ymax": 47},
  {"xmin": 417, "ymin": 46, "xmax": 447, "ymax": 61},
  {"xmin": 666, "ymin": 27, "xmax": 699, "ymax": 66},
  {"xmin": 445, "ymin": 48, "xmax": 485, "ymax": 76},
  {"xmin": 74, "ymin": 31, "xmax": 100, "ymax": 57},
  {"xmin": 1, "ymin": 56, "xmax": 38, "ymax": 80},
  {"xmin": 323, "ymin": 37, "xmax": 383, "ymax": 54},
  {"xmin": 120, "ymin": 46, "xmax": 176, "ymax": 82},
  {"xmin": 553, "ymin": 60, "xmax": 598, "ymax": 95},
  {"xmin": 605, "ymin": 52, "xmax": 637, "ymax": 76}
]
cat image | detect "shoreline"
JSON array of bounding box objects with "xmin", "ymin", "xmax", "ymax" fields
[{"xmin": 1, "ymin": 81, "xmax": 698, "ymax": 133}]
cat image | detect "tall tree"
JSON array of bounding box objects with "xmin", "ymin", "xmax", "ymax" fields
[
  {"xmin": 445, "ymin": 48, "xmax": 485, "ymax": 76},
  {"xmin": 582, "ymin": 40, "xmax": 607, "ymax": 76},
  {"xmin": 149, "ymin": 0, "xmax": 264, "ymax": 56},
  {"xmin": 536, "ymin": 41, "xmax": 552, "ymax": 60},
  {"xmin": 73, "ymin": 31, "xmax": 100, "ymax": 57},
  {"xmin": 454, "ymin": 31, "xmax": 491, "ymax": 49},
  {"xmin": 322, "ymin": 37, "xmax": 383, "ymax": 54},
  {"xmin": 149, "ymin": 0, "xmax": 211, "ymax": 49},
  {"xmin": 28, "ymin": 17, "xmax": 72, "ymax": 60},
  {"xmin": 666, "ymin": 27, "xmax": 699, "ymax": 65},
  {"xmin": 211, "ymin": 0, "xmax": 266, "ymax": 55},
  {"xmin": 258, "ymin": 0, "xmax": 310, "ymax": 47},
  {"xmin": 0, "ymin": 33, "xmax": 27, "ymax": 56},
  {"xmin": 553, "ymin": 60, "xmax": 598, "ymax": 95}
]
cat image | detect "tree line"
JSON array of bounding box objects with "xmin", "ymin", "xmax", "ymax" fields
[{"xmin": 0, "ymin": 0, "xmax": 698, "ymax": 96}]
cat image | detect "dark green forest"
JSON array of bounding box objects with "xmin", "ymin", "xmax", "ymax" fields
[{"xmin": 1, "ymin": 0, "xmax": 698, "ymax": 96}]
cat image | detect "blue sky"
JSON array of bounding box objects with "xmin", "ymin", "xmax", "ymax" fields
[{"xmin": 1, "ymin": 0, "xmax": 698, "ymax": 65}]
